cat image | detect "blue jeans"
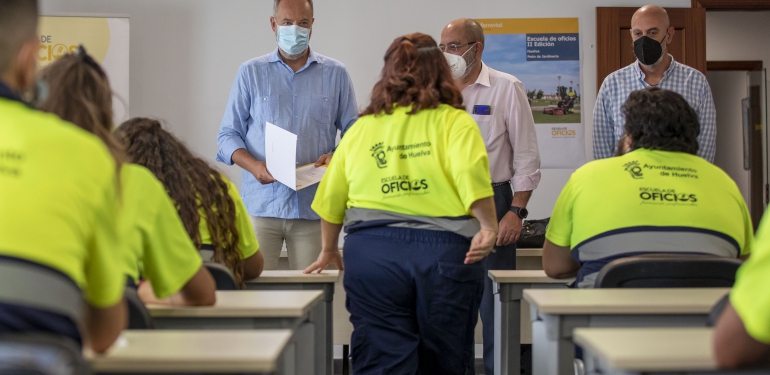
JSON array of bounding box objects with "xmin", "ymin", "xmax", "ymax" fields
[
  {"xmin": 481, "ymin": 184, "xmax": 517, "ymax": 375},
  {"xmin": 344, "ymin": 227, "xmax": 485, "ymax": 375},
  {"xmin": 0, "ymin": 302, "xmax": 81, "ymax": 347}
]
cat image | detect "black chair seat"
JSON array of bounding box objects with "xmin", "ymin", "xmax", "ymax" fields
[
  {"xmin": 124, "ymin": 287, "xmax": 154, "ymax": 329},
  {"xmin": 204, "ymin": 262, "xmax": 238, "ymax": 290},
  {"xmin": 0, "ymin": 334, "xmax": 90, "ymax": 375}
]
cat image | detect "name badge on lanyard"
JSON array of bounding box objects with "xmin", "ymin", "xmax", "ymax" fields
[{"xmin": 473, "ymin": 105, "xmax": 491, "ymax": 116}]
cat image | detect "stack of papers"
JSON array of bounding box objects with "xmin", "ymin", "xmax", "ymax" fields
[{"xmin": 265, "ymin": 122, "xmax": 327, "ymax": 190}]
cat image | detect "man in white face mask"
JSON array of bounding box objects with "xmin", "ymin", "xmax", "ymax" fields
[
  {"xmin": 216, "ymin": 0, "xmax": 359, "ymax": 271},
  {"xmin": 440, "ymin": 18, "xmax": 541, "ymax": 375}
]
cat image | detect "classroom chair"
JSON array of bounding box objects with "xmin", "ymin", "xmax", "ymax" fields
[
  {"xmin": 0, "ymin": 334, "xmax": 90, "ymax": 375},
  {"xmin": 204, "ymin": 262, "xmax": 238, "ymax": 290},
  {"xmin": 124, "ymin": 287, "xmax": 154, "ymax": 329},
  {"xmin": 707, "ymin": 294, "xmax": 731, "ymax": 327},
  {"xmin": 0, "ymin": 256, "xmax": 84, "ymax": 335},
  {"xmin": 199, "ymin": 246, "xmax": 214, "ymax": 262},
  {"xmin": 593, "ymin": 254, "xmax": 742, "ymax": 288}
]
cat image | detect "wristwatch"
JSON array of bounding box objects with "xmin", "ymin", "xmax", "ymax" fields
[{"xmin": 509, "ymin": 206, "xmax": 529, "ymax": 219}]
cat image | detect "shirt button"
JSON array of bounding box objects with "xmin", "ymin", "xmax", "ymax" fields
[
  {"xmin": 295, "ymin": 116, "xmax": 298, "ymax": 119},
  {"xmin": 324, "ymin": 98, "xmax": 328, "ymax": 101},
  {"xmin": 263, "ymin": 97, "xmax": 267, "ymax": 101},
  {"xmin": 295, "ymin": 94, "xmax": 298, "ymax": 97}
]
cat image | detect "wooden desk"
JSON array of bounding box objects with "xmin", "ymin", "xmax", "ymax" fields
[
  {"xmin": 524, "ymin": 288, "xmax": 730, "ymax": 375},
  {"xmin": 245, "ymin": 270, "xmax": 339, "ymax": 375},
  {"xmin": 489, "ymin": 270, "xmax": 572, "ymax": 375},
  {"xmin": 87, "ymin": 330, "xmax": 294, "ymax": 374},
  {"xmin": 515, "ymin": 248, "xmax": 543, "ymax": 270},
  {"xmin": 574, "ymin": 327, "xmax": 768, "ymax": 375},
  {"xmin": 147, "ymin": 290, "xmax": 323, "ymax": 375}
]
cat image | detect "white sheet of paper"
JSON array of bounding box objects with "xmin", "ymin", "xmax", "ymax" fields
[
  {"xmin": 265, "ymin": 122, "xmax": 298, "ymax": 190},
  {"xmin": 296, "ymin": 164, "xmax": 327, "ymax": 190}
]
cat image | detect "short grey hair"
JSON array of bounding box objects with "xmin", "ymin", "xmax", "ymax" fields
[
  {"xmin": 464, "ymin": 19, "xmax": 485, "ymax": 46},
  {"xmin": 0, "ymin": 0, "xmax": 38, "ymax": 74},
  {"xmin": 273, "ymin": 0, "xmax": 314, "ymax": 15}
]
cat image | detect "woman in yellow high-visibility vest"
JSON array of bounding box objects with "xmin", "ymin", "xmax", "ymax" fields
[{"xmin": 304, "ymin": 32, "xmax": 499, "ymax": 375}]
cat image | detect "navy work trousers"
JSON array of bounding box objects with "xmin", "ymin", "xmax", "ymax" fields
[
  {"xmin": 481, "ymin": 184, "xmax": 517, "ymax": 375},
  {"xmin": 344, "ymin": 226, "xmax": 485, "ymax": 375}
]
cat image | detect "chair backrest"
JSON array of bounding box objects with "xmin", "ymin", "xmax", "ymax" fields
[
  {"xmin": 0, "ymin": 334, "xmax": 90, "ymax": 375},
  {"xmin": 707, "ymin": 294, "xmax": 731, "ymax": 327},
  {"xmin": 124, "ymin": 287, "xmax": 154, "ymax": 329},
  {"xmin": 594, "ymin": 254, "xmax": 743, "ymax": 288},
  {"xmin": 204, "ymin": 262, "xmax": 238, "ymax": 290},
  {"xmin": 199, "ymin": 249, "xmax": 215, "ymax": 262},
  {"xmin": 0, "ymin": 257, "xmax": 83, "ymax": 324}
]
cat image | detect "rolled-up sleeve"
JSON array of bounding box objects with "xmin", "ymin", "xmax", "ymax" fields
[
  {"xmin": 335, "ymin": 67, "xmax": 359, "ymax": 138},
  {"xmin": 216, "ymin": 65, "xmax": 252, "ymax": 165},
  {"xmin": 508, "ymin": 81, "xmax": 541, "ymax": 192}
]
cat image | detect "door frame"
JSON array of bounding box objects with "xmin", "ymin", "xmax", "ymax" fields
[
  {"xmin": 692, "ymin": 0, "xmax": 770, "ymax": 11},
  {"xmin": 707, "ymin": 60, "xmax": 764, "ymax": 229}
]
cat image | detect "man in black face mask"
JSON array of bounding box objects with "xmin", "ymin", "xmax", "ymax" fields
[{"xmin": 593, "ymin": 5, "xmax": 716, "ymax": 163}]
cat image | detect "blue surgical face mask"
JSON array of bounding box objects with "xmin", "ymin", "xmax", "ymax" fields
[{"xmin": 276, "ymin": 25, "xmax": 311, "ymax": 56}]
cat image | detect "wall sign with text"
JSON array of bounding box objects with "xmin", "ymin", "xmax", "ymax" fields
[{"xmin": 478, "ymin": 18, "xmax": 584, "ymax": 169}]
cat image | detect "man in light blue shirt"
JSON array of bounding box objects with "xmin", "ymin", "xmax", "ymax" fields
[
  {"xmin": 216, "ymin": 0, "xmax": 358, "ymax": 270},
  {"xmin": 593, "ymin": 5, "xmax": 716, "ymax": 162}
]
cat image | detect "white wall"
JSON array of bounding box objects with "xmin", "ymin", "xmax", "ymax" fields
[
  {"xmin": 706, "ymin": 11, "xmax": 770, "ymax": 211},
  {"xmin": 708, "ymin": 71, "xmax": 751, "ymax": 204},
  {"xmin": 40, "ymin": 0, "xmax": 690, "ymax": 218}
]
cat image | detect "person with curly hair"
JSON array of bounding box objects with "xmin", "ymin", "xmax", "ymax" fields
[
  {"xmin": 304, "ymin": 33, "xmax": 498, "ymax": 374},
  {"xmin": 544, "ymin": 87, "xmax": 753, "ymax": 288},
  {"xmin": 38, "ymin": 49, "xmax": 216, "ymax": 307},
  {"xmin": 116, "ymin": 118, "xmax": 264, "ymax": 288}
]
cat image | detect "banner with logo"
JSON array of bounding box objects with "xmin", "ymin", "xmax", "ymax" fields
[
  {"xmin": 38, "ymin": 16, "xmax": 130, "ymax": 122},
  {"xmin": 477, "ymin": 18, "xmax": 584, "ymax": 168}
]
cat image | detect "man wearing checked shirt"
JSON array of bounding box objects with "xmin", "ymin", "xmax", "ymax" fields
[
  {"xmin": 216, "ymin": 0, "xmax": 358, "ymax": 270},
  {"xmin": 593, "ymin": 5, "xmax": 716, "ymax": 162}
]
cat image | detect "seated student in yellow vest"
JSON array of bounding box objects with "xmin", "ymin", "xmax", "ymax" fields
[
  {"xmin": 543, "ymin": 87, "xmax": 753, "ymax": 288},
  {"xmin": 0, "ymin": 0, "xmax": 124, "ymax": 353},
  {"xmin": 713, "ymin": 215, "xmax": 770, "ymax": 368},
  {"xmin": 37, "ymin": 50, "xmax": 216, "ymax": 306},
  {"xmin": 115, "ymin": 118, "xmax": 264, "ymax": 288}
]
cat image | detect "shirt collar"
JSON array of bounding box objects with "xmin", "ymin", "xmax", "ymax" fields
[
  {"xmin": 468, "ymin": 62, "xmax": 491, "ymax": 88},
  {"xmin": 269, "ymin": 48, "xmax": 319, "ymax": 73},
  {"xmin": 633, "ymin": 54, "xmax": 678, "ymax": 81},
  {"xmin": 0, "ymin": 81, "xmax": 23, "ymax": 103}
]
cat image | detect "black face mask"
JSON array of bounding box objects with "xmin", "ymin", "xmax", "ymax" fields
[{"xmin": 633, "ymin": 34, "xmax": 666, "ymax": 66}]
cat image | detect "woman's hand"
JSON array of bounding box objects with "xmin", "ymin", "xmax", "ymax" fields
[
  {"xmin": 303, "ymin": 249, "xmax": 344, "ymax": 273},
  {"xmin": 465, "ymin": 228, "xmax": 497, "ymax": 264}
]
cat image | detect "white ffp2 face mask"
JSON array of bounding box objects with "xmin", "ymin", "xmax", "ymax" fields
[{"xmin": 443, "ymin": 46, "xmax": 475, "ymax": 80}]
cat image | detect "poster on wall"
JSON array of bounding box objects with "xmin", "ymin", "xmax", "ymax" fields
[
  {"xmin": 477, "ymin": 18, "xmax": 584, "ymax": 169},
  {"xmin": 38, "ymin": 16, "xmax": 130, "ymax": 122}
]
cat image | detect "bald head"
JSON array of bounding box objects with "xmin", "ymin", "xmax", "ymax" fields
[
  {"xmin": 630, "ymin": 4, "xmax": 675, "ymax": 53},
  {"xmin": 632, "ymin": 5, "xmax": 670, "ymax": 35},
  {"xmin": 443, "ymin": 18, "xmax": 485, "ymax": 46},
  {"xmin": 0, "ymin": 0, "xmax": 38, "ymax": 74}
]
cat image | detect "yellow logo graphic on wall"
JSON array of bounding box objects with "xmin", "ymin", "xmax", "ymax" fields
[{"xmin": 37, "ymin": 17, "xmax": 111, "ymax": 68}]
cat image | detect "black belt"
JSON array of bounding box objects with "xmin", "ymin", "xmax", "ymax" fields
[{"xmin": 492, "ymin": 181, "xmax": 511, "ymax": 188}]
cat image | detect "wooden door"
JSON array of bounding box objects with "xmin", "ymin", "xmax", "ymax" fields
[{"xmin": 596, "ymin": 7, "xmax": 706, "ymax": 92}]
